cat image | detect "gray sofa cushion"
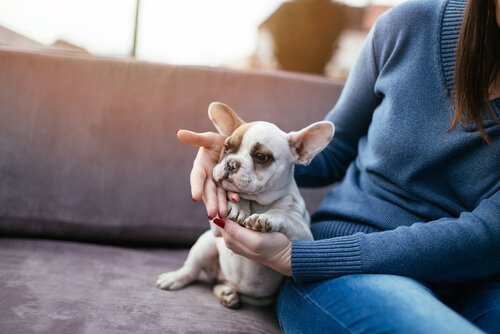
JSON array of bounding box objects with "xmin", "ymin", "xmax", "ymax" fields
[
  {"xmin": 0, "ymin": 47, "xmax": 342, "ymax": 246},
  {"xmin": 0, "ymin": 238, "xmax": 281, "ymax": 333}
]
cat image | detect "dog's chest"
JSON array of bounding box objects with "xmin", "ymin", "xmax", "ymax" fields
[{"xmin": 248, "ymin": 201, "xmax": 274, "ymax": 215}]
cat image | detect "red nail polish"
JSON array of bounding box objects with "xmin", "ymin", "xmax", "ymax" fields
[
  {"xmin": 192, "ymin": 197, "xmax": 197, "ymax": 202},
  {"xmin": 213, "ymin": 218, "xmax": 225, "ymax": 229},
  {"xmin": 208, "ymin": 215, "xmax": 213, "ymax": 220}
]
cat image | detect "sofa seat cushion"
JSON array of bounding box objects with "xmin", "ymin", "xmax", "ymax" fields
[{"xmin": 0, "ymin": 238, "xmax": 281, "ymax": 333}]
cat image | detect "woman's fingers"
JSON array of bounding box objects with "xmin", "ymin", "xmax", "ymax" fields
[
  {"xmin": 227, "ymin": 191, "xmax": 240, "ymax": 203},
  {"xmin": 220, "ymin": 220, "xmax": 256, "ymax": 255},
  {"xmin": 203, "ymin": 178, "xmax": 219, "ymax": 219},
  {"xmin": 218, "ymin": 219, "xmax": 293, "ymax": 276},
  {"xmin": 177, "ymin": 129, "xmax": 230, "ymax": 219},
  {"xmin": 221, "ymin": 220, "xmax": 262, "ymax": 252},
  {"xmin": 217, "ymin": 187, "xmax": 228, "ymax": 218},
  {"xmin": 190, "ymin": 151, "xmax": 207, "ymax": 201},
  {"xmin": 177, "ymin": 130, "xmax": 224, "ymax": 151}
]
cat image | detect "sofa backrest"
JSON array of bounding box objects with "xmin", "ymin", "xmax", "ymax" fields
[{"xmin": 0, "ymin": 46, "xmax": 343, "ymax": 246}]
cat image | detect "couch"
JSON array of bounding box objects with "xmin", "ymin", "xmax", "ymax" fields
[{"xmin": 0, "ymin": 46, "xmax": 344, "ymax": 333}]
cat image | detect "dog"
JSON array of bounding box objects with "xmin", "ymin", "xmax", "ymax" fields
[{"xmin": 156, "ymin": 102, "xmax": 334, "ymax": 308}]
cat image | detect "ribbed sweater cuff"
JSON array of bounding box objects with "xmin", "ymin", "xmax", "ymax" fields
[{"xmin": 291, "ymin": 234, "xmax": 363, "ymax": 282}]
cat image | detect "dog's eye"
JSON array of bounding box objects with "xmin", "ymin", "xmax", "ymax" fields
[{"xmin": 253, "ymin": 152, "xmax": 271, "ymax": 164}]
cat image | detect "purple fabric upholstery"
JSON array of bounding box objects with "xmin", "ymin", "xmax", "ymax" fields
[
  {"xmin": 0, "ymin": 46, "xmax": 344, "ymax": 333},
  {"xmin": 0, "ymin": 46, "xmax": 342, "ymax": 245},
  {"xmin": 0, "ymin": 238, "xmax": 281, "ymax": 333}
]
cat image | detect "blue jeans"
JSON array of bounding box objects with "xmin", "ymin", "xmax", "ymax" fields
[{"xmin": 277, "ymin": 274, "xmax": 500, "ymax": 333}]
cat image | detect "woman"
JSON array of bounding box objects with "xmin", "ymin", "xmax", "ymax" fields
[{"xmin": 177, "ymin": 0, "xmax": 500, "ymax": 332}]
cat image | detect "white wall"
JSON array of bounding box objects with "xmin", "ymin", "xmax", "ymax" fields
[{"xmin": 0, "ymin": 0, "xmax": 406, "ymax": 66}]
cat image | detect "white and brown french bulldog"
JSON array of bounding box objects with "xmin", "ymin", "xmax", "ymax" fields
[{"xmin": 156, "ymin": 102, "xmax": 334, "ymax": 308}]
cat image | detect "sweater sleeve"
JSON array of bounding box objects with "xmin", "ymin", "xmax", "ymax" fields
[
  {"xmin": 292, "ymin": 189, "xmax": 500, "ymax": 283},
  {"xmin": 295, "ymin": 20, "xmax": 382, "ymax": 187}
]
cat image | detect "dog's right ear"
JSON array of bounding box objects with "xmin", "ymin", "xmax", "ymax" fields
[
  {"xmin": 208, "ymin": 102, "xmax": 245, "ymax": 136},
  {"xmin": 288, "ymin": 121, "xmax": 334, "ymax": 165}
]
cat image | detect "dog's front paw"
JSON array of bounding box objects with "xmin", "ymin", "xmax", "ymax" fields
[
  {"xmin": 242, "ymin": 214, "xmax": 273, "ymax": 232},
  {"xmin": 227, "ymin": 201, "xmax": 249, "ymax": 225},
  {"xmin": 156, "ymin": 269, "xmax": 194, "ymax": 290}
]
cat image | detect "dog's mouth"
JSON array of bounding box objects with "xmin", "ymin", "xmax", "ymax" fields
[
  {"xmin": 213, "ymin": 163, "xmax": 261, "ymax": 196},
  {"xmin": 223, "ymin": 171, "xmax": 233, "ymax": 183},
  {"xmin": 214, "ymin": 175, "xmax": 233, "ymax": 189},
  {"xmin": 214, "ymin": 175, "xmax": 259, "ymax": 196}
]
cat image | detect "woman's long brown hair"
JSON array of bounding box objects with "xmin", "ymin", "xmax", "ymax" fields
[{"xmin": 452, "ymin": 0, "xmax": 500, "ymax": 143}]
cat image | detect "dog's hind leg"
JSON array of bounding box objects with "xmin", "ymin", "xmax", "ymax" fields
[
  {"xmin": 156, "ymin": 230, "xmax": 218, "ymax": 290},
  {"xmin": 213, "ymin": 284, "xmax": 240, "ymax": 309}
]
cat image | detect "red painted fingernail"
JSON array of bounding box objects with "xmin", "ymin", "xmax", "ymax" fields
[
  {"xmin": 208, "ymin": 215, "xmax": 213, "ymax": 220},
  {"xmin": 192, "ymin": 197, "xmax": 197, "ymax": 202},
  {"xmin": 213, "ymin": 218, "xmax": 225, "ymax": 229}
]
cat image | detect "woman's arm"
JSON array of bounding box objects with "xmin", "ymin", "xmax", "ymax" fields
[
  {"xmin": 292, "ymin": 190, "xmax": 500, "ymax": 283},
  {"xmin": 295, "ymin": 22, "xmax": 382, "ymax": 187}
]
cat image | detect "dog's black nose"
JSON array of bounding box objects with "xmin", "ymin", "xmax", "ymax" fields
[{"xmin": 224, "ymin": 159, "xmax": 241, "ymax": 174}]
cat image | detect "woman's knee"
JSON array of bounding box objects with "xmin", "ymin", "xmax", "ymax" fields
[
  {"xmin": 277, "ymin": 274, "xmax": 482, "ymax": 334},
  {"xmin": 277, "ymin": 277, "xmax": 350, "ymax": 334}
]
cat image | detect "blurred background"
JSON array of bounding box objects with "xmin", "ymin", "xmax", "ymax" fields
[{"xmin": 0, "ymin": 0, "xmax": 405, "ymax": 79}]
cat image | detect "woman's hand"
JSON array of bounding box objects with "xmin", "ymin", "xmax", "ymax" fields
[
  {"xmin": 177, "ymin": 130, "xmax": 239, "ymax": 219},
  {"xmin": 213, "ymin": 218, "xmax": 293, "ymax": 277},
  {"xmin": 178, "ymin": 130, "xmax": 292, "ymax": 276}
]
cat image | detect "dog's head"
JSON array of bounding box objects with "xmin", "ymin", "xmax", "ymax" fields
[{"xmin": 210, "ymin": 102, "xmax": 334, "ymax": 199}]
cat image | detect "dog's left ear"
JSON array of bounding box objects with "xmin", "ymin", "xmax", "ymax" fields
[
  {"xmin": 208, "ymin": 102, "xmax": 245, "ymax": 136},
  {"xmin": 288, "ymin": 121, "xmax": 335, "ymax": 165}
]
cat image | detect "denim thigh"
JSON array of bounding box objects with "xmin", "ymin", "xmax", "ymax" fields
[
  {"xmin": 277, "ymin": 274, "xmax": 483, "ymax": 334},
  {"xmin": 442, "ymin": 278, "xmax": 500, "ymax": 334}
]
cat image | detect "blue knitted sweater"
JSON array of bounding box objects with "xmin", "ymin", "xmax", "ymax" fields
[{"xmin": 292, "ymin": 0, "xmax": 500, "ymax": 283}]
